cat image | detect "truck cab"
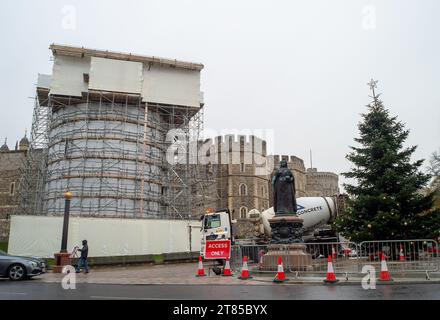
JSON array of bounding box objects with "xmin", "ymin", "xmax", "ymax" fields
[{"xmin": 200, "ymin": 209, "xmax": 233, "ymax": 257}]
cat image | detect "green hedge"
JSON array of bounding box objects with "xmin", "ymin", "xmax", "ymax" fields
[{"xmin": 0, "ymin": 242, "xmax": 8, "ymax": 252}]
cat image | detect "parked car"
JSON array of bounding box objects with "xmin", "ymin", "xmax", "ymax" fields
[{"xmin": 0, "ymin": 250, "xmax": 46, "ymax": 281}]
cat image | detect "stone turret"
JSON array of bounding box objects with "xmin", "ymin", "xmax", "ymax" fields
[
  {"xmin": 19, "ymin": 132, "xmax": 29, "ymax": 151},
  {"xmin": 0, "ymin": 138, "xmax": 9, "ymax": 152}
]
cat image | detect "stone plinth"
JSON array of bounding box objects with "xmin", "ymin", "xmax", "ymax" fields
[
  {"xmin": 261, "ymin": 214, "xmax": 312, "ymax": 271},
  {"xmin": 269, "ymin": 215, "xmax": 304, "ymax": 244},
  {"xmin": 53, "ymin": 252, "xmax": 72, "ymax": 273},
  {"xmin": 261, "ymin": 244, "xmax": 312, "ymax": 271}
]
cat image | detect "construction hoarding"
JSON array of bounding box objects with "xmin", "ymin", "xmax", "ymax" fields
[{"xmin": 8, "ymin": 215, "xmax": 201, "ymax": 258}]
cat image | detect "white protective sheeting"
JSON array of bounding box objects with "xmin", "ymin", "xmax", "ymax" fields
[
  {"xmin": 89, "ymin": 57, "xmax": 143, "ymax": 94},
  {"xmin": 50, "ymin": 55, "xmax": 90, "ymax": 97},
  {"xmin": 37, "ymin": 73, "xmax": 52, "ymax": 89},
  {"xmin": 142, "ymin": 64, "xmax": 201, "ymax": 107},
  {"xmin": 8, "ymin": 216, "xmax": 202, "ymax": 258}
]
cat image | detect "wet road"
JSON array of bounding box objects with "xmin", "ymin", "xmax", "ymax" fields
[{"xmin": 0, "ymin": 281, "xmax": 439, "ymax": 300}]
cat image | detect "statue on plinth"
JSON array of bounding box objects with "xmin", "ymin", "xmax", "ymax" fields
[
  {"xmin": 260, "ymin": 160, "xmax": 312, "ymax": 271},
  {"xmin": 270, "ymin": 160, "xmax": 304, "ymax": 244}
]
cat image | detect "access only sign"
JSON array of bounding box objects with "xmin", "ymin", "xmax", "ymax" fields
[{"xmin": 204, "ymin": 240, "xmax": 231, "ymax": 259}]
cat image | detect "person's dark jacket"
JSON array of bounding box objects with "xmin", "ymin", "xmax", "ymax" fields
[{"xmin": 79, "ymin": 245, "xmax": 88, "ymax": 259}]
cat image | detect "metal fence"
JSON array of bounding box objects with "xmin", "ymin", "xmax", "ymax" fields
[
  {"xmin": 358, "ymin": 239, "xmax": 439, "ymax": 273},
  {"xmin": 231, "ymin": 239, "xmax": 439, "ymax": 274}
]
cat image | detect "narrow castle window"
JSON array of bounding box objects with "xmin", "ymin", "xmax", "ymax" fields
[
  {"xmin": 240, "ymin": 206, "xmax": 248, "ymax": 219},
  {"xmin": 240, "ymin": 163, "xmax": 245, "ymax": 172},
  {"xmin": 10, "ymin": 182, "xmax": 15, "ymax": 196},
  {"xmin": 239, "ymin": 183, "xmax": 247, "ymax": 196}
]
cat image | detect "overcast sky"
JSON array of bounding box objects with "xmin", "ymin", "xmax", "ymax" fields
[{"xmin": 0, "ymin": 0, "xmax": 439, "ymax": 190}]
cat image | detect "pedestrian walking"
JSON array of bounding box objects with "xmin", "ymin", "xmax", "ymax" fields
[{"xmin": 75, "ymin": 240, "xmax": 89, "ymax": 273}]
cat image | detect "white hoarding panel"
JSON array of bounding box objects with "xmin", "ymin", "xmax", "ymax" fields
[
  {"xmin": 142, "ymin": 64, "xmax": 201, "ymax": 107},
  {"xmin": 89, "ymin": 57, "xmax": 143, "ymax": 94},
  {"xmin": 50, "ymin": 55, "xmax": 90, "ymax": 96},
  {"xmin": 37, "ymin": 74, "xmax": 52, "ymax": 89},
  {"xmin": 8, "ymin": 216, "xmax": 201, "ymax": 258}
]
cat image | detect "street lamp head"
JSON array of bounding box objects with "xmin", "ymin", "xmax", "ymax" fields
[{"xmin": 64, "ymin": 191, "xmax": 73, "ymax": 200}]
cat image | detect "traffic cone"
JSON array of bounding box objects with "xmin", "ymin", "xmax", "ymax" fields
[
  {"xmin": 273, "ymin": 256, "xmax": 288, "ymax": 283},
  {"xmin": 196, "ymin": 256, "xmax": 206, "ymax": 277},
  {"xmin": 323, "ymin": 255, "xmax": 339, "ymax": 284},
  {"xmin": 399, "ymin": 245, "xmax": 405, "ymax": 262},
  {"xmin": 332, "ymin": 244, "xmax": 337, "ymax": 260},
  {"xmin": 238, "ymin": 256, "xmax": 252, "ymax": 280},
  {"xmin": 222, "ymin": 258, "xmax": 233, "ymax": 277},
  {"xmin": 379, "ymin": 253, "xmax": 392, "ymax": 281}
]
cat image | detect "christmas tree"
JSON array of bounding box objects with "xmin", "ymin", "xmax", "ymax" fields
[{"xmin": 335, "ymin": 79, "xmax": 439, "ymax": 242}]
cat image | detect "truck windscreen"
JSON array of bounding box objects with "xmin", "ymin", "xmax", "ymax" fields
[{"xmin": 204, "ymin": 214, "xmax": 221, "ymax": 230}]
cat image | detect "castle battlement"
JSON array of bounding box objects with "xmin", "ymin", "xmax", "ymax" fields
[
  {"xmin": 306, "ymin": 168, "xmax": 339, "ymax": 178},
  {"xmin": 202, "ymin": 135, "xmax": 267, "ymax": 156},
  {"xmin": 268, "ymin": 154, "xmax": 306, "ymax": 172},
  {"xmin": 196, "ymin": 135, "xmax": 267, "ymax": 166}
]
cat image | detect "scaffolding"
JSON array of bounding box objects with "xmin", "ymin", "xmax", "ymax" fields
[
  {"xmin": 16, "ymin": 88, "xmax": 51, "ymax": 216},
  {"xmin": 16, "ymin": 87, "xmax": 216, "ymax": 220}
]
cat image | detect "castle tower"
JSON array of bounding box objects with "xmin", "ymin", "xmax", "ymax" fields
[
  {"xmin": 200, "ymin": 134, "xmax": 270, "ymax": 219},
  {"xmin": 305, "ymin": 168, "xmax": 339, "ymax": 196}
]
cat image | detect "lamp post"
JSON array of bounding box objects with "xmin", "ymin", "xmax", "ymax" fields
[
  {"xmin": 60, "ymin": 191, "xmax": 73, "ymax": 253},
  {"xmin": 53, "ymin": 191, "xmax": 73, "ymax": 273}
]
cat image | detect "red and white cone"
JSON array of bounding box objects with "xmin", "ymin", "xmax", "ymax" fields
[
  {"xmin": 222, "ymin": 258, "xmax": 233, "ymax": 277},
  {"xmin": 238, "ymin": 256, "xmax": 252, "ymax": 280},
  {"xmin": 323, "ymin": 255, "xmax": 339, "ymax": 284},
  {"xmin": 399, "ymin": 245, "xmax": 405, "ymax": 262},
  {"xmin": 332, "ymin": 245, "xmax": 337, "ymax": 260},
  {"xmin": 196, "ymin": 256, "xmax": 206, "ymax": 277},
  {"xmin": 379, "ymin": 253, "xmax": 392, "ymax": 281},
  {"xmin": 273, "ymin": 256, "xmax": 288, "ymax": 283}
]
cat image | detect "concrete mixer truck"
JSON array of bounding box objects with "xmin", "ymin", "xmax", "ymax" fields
[{"xmin": 200, "ymin": 196, "xmax": 342, "ymax": 257}]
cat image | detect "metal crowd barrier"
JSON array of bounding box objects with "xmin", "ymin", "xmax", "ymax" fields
[
  {"xmin": 358, "ymin": 239, "xmax": 439, "ymax": 273},
  {"xmin": 231, "ymin": 239, "xmax": 439, "ymax": 274}
]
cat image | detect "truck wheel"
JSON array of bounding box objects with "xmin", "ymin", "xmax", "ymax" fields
[{"xmin": 8, "ymin": 264, "xmax": 27, "ymax": 281}]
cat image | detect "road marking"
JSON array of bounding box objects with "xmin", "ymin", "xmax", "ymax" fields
[
  {"xmin": 90, "ymin": 295, "xmax": 181, "ymax": 300},
  {"xmin": 0, "ymin": 292, "xmax": 27, "ymax": 296}
]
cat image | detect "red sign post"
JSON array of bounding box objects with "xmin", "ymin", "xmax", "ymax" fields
[{"xmin": 204, "ymin": 240, "xmax": 231, "ymax": 260}]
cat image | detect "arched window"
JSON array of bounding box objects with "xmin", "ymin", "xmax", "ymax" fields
[
  {"xmin": 239, "ymin": 183, "xmax": 247, "ymax": 196},
  {"xmin": 240, "ymin": 206, "xmax": 248, "ymax": 219}
]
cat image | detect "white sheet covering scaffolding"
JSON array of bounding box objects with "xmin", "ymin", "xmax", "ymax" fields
[{"xmin": 16, "ymin": 44, "xmax": 215, "ymax": 220}]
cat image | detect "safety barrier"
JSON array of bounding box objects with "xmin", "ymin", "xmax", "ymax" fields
[
  {"xmin": 358, "ymin": 239, "xmax": 439, "ymax": 273},
  {"xmin": 232, "ymin": 239, "xmax": 440, "ymax": 274}
]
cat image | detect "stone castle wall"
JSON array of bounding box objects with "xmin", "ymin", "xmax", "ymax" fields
[
  {"xmin": 305, "ymin": 168, "xmax": 339, "ymax": 197},
  {"xmin": 0, "ymin": 151, "xmax": 26, "ymax": 242}
]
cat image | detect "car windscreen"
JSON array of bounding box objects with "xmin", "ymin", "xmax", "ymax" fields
[
  {"xmin": 204, "ymin": 214, "xmax": 221, "ymax": 230},
  {"xmin": 0, "ymin": 250, "xmax": 6, "ymax": 256}
]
